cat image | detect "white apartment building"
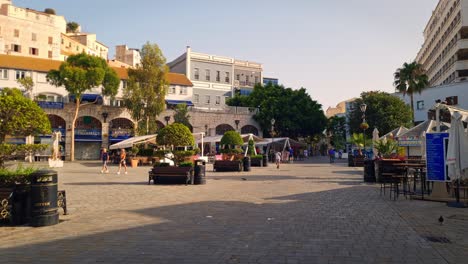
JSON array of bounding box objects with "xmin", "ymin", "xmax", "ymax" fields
[
  {"xmin": 168, "ymin": 46, "xmax": 263, "ymax": 109},
  {"xmin": 65, "ymin": 32, "xmax": 108, "ymax": 60},
  {"xmin": 416, "ymin": 0, "xmax": 468, "ymax": 86},
  {"xmin": 115, "ymin": 45, "xmax": 141, "ymax": 68},
  {"xmin": 0, "ymin": 0, "xmax": 65, "ymax": 60}
]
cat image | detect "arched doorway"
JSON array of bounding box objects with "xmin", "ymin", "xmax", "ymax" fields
[
  {"xmin": 109, "ymin": 118, "xmax": 134, "ymax": 144},
  {"xmin": 215, "ymin": 124, "xmax": 235, "ymax": 135},
  {"xmin": 75, "ymin": 116, "xmax": 102, "ymax": 160},
  {"xmin": 241, "ymin": 125, "xmax": 259, "ymax": 136}
]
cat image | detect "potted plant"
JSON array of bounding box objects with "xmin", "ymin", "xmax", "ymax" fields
[
  {"xmin": 130, "ymin": 146, "xmax": 139, "ymax": 168},
  {"xmin": 214, "ymin": 131, "xmax": 244, "ymax": 172}
]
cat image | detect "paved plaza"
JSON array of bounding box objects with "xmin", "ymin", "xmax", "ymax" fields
[{"xmin": 1, "ymin": 156, "xmax": 467, "ymax": 264}]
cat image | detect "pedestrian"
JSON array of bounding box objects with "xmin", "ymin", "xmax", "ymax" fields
[
  {"xmin": 338, "ymin": 149, "xmax": 343, "ymax": 159},
  {"xmin": 289, "ymin": 147, "xmax": 294, "ymax": 162},
  {"xmin": 100, "ymin": 148, "xmax": 109, "ymax": 173},
  {"xmin": 275, "ymin": 151, "xmax": 282, "ymax": 169},
  {"xmin": 328, "ymin": 148, "xmax": 335, "ymax": 163},
  {"xmin": 117, "ymin": 148, "xmax": 128, "ymax": 175}
]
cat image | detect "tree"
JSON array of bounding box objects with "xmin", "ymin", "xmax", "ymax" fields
[
  {"xmin": 16, "ymin": 76, "xmax": 34, "ymax": 99},
  {"xmin": 173, "ymin": 103, "xmax": 192, "ymax": 131},
  {"xmin": 227, "ymin": 83, "xmax": 327, "ymax": 138},
  {"xmin": 66, "ymin": 22, "xmax": 80, "ymax": 33},
  {"xmin": 123, "ymin": 42, "xmax": 169, "ymax": 135},
  {"xmin": 44, "ymin": 8, "xmax": 56, "ymax": 15},
  {"xmin": 47, "ymin": 53, "xmax": 120, "ymax": 161},
  {"xmin": 0, "ymin": 88, "xmax": 51, "ymax": 167},
  {"xmin": 394, "ymin": 61, "xmax": 429, "ymax": 124},
  {"xmin": 157, "ymin": 123, "xmax": 195, "ymax": 164},
  {"xmin": 348, "ymin": 91, "xmax": 412, "ymax": 137},
  {"xmin": 327, "ymin": 116, "xmax": 346, "ymax": 150}
]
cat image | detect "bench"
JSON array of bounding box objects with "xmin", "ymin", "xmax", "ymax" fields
[
  {"xmin": 213, "ymin": 160, "xmax": 242, "ymax": 172},
  {"xmin": 148, "ymin": 167, "xmax": 193, "ymax": 185}
]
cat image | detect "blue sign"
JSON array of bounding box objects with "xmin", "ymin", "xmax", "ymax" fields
[
  {"xmin": 426, "ymin": 133, "xmax": 449, "ymax": 182},
  {"xmin": 75, "ymin": 129, "xmax": 102, "ymax": 141},
  {"xmin": 37, "ymin": 101, "xmax": 64, "ymax": 109}
]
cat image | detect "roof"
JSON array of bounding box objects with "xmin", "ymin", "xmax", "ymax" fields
[
  {"xmin": 379, "ymin": 126, "xmax": 409, "ymax": 140},
  {"xmin": 0, "ymin": 54, "xmax": 193, "ymax": 85}
]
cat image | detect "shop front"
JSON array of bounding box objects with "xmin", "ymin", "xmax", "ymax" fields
[{"xmin": 74, "ymin": 116, "xmax": 102, "ymax": 160}]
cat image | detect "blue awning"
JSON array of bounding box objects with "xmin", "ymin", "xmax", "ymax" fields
[{"xmin": 165, "ymin": 100, "xmax": 194, "ymax": 106}]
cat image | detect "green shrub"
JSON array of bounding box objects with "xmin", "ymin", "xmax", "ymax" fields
[
  {"xmin": 220, "ymin": 131, "xmax": 243, "ymax": 147},
  {"xmin": 247, "ymin": 139, "xmax": 255, "ymax": 156},
  {"xmin": 220, "ymin": 148, "xmax": 243, "ymax": 154},
  {"xmin": 179, "ymin": 161, "xmax": 193, "ymax": 167},
  {"xmin": 0, "ymin": 165, "xmax": 38, "ymax": 186},
  {"xmin": 138, "ymin": 148, "xmax": 154, "ymax": 157},
  {"xmin": 251, "ymin": 154, "xmax": 263, "ymax": 159},
  {"xmin": 153, "ymin": 162, "xmax": 170, "ymax": 168},
  {"xmin": 154, "ymin": 149, "xmax": 171, "ymax": 158},
  {"xmin": 157, "ymin": 123, "xmax": 194, "ymax": 147},
  {"xmin": 173, "ymin": 150, "xmax": 195, "ymax": 164}
]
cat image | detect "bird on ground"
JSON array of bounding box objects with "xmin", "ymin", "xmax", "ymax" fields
[
  {"xmin": 438, "ymin": 215, "xmax": 444, "ymax": 225},
  {"xmin": 241, "ymin": 178, "xmax": 247, "ymax": 181}
]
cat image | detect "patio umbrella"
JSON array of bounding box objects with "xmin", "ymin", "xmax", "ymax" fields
[
  {"xmin": 446, "ymin": 111, "xmax": 468, "ymax": 203},
  {"xmin": 420, "ymin": 131, "xmax": 426, "ymax": 159},
  {"xmin": 372, "ymin": 128, "xmax": 379, "ymax": 159}
]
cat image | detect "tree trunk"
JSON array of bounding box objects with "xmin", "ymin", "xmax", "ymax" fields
[
  {"xmin": 146, "ymin": 115, "xmax": 149, "ymax": 135},
  {"xmin": 410, "ymin": 93, "xmax": 415, "ymax": 126},
  {"xmin": 70, "ymin": 99, "xmax": 80, "ymax": 161}
]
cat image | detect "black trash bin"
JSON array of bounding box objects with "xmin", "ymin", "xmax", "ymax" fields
[
  {"xmin": 11, "ymin": 184, "xmax": 31, "ymax": 225},
  {"xmin": 364, "ymin": 160, "xmax": 376, "ymax": 182},
  {"xmin": 194, "ymin": 160, "xmax": 206, "ymax": 185},
  {"xmin": 30, "ymin": 170, "xmax": 59, "ymax": 227},
  {"xmin": 243, "ymin": 156, "xmax": 251, "ymax": 172},
  {"xmin": 262, "ymin": 155, "xmax": 268, "ymax": 167},
  {"xmin": 348, "ymin": 155, "xmax": 354, "ymax": 167}
]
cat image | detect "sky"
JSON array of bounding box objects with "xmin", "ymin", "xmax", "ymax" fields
[{"xmin": 15, "ymin": 0, "xmax": 439, "ymax": 110}]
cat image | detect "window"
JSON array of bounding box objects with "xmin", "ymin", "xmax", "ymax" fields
[
  {"xmin": 11, "ymin": 44, "xmax": 21, "ymax": 53},
  {"xmin": 0, "ymin": 69, "xmax": 8, "ymax": 80},
  {"xmin": 194, "ymin": 68, "xmax": 199, "ymax": 80},
  {"xmin": 48, "ymin": 50, "xmax": 53, "ymax": 58},
  {"xmin": 194, "ymin": 94, "xmax": 199, "ymax": 103},
  {"xmin": 416, "ymin": 100, "xmax": 424, "ymax": 110},
  {"xmin": 14, "ymin": 29, "xmax": 19, "ymax": 37},
  {"xmin": 15, "ymin": 70, "xmax": 26, "ymax": 80},
  {"xmin": 180, "ymin": 86, "xmax": 187, "ymax": 95},
  {"xmin": 225, "ymin": 72, "xmax": 230, "ymax": 83},
  {"xmin": 205, "ymin": 95, "xmax": 210, "ymax": 104},
  {"xmin": 48, "ymin": 36, "xmax": 53, "ymax": 45},
  {"xmin": 122, "ymin": 80, "xmax": 127, "ymax": 89},
  {"xmin": 205, "ymin": 69, "xmax": 210, "ymax": 81},
  {"xmin": 29, "ymin": 47, "xmax": 39, "ymax": 56},
  {"xmin": 32, "ymin": 33, "xmax": 37, "ymax": 41},
  {"xmin": 236, "ymin": 74, "xmax": 240, "ymax": 81},
  {"xmin": 216, "ymin": 71, "xmax": 220, "ymax": 82},
  {"xmin": 255, "ymin": 76, "xmax": 259, "ymax": 84},
  {"xmin": 170, "ymin": 86, "xmax": 176, "ymax": 94},
  {"xmin": 215, "ymin": 96, "xmax": 221, "ymax": 105}
]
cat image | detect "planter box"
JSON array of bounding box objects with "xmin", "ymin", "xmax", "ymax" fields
[
  {"xmin": 251, "ymin": 158, "xmax": 263, "ymax": 167},
  {"xmin": 149, "ymin": 166, "xmax": 193, "ymax": 184},
  {"xmin": 213, "ymin": 160, "xmax": 242, "ymax": 172}
]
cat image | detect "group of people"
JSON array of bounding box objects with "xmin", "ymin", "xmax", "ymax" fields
[{"xmin": 100, "ymin": 148, "xmax": 128, "ymax": 175}]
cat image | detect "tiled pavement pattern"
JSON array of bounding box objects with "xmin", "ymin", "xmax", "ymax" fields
[{"xmin": 1, "ymin": 157, "xmax": 467, "ymax": 263}]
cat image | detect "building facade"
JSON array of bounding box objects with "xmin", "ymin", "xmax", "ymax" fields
[
  {"xmin": 115, "ymin": 45, "xmax": 141, "ymax": 68},
  {"xmin": 416, "ymin": 0, "xmax": 467, "ymax": 86},
  {"xmin": 263, "ymin": 77, "xmax": 279, "ymax": 86},
  {"xmin": 233, "ymin": 59, "xmax": 262, "ymax": 95},
  {"xmin": 0, "ymin": 0, "xmax": 65, "ymax": 60}
]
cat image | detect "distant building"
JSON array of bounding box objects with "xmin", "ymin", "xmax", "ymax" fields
[
  {"xmin": 64, "ymin": 32, "xmax": 108, "ymax": 60},
  {"xmin": 263, "ymin": 77, "xmax": 279, "ymax": 86},
  {"xmin": 114, "ymin": 45, "xmax": 140, "ymax": 68},
  {"xmin": 0, "ymin": 0, "xmax": 66, "ymax": 60},
  {"xmin": 233, "ymin": 60, "xmax": 262, "ymax": 95}
]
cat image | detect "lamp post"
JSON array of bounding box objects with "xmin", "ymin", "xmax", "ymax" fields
[
  {"xmin": 205, "ymin": 124, "xmax": 208, "ymax": 135},
  {"xmin": 360, "ymin": 103, "xmax": 367, "ymax": 158},
  {"xmin": 101, "ymin": 112, "xmax": 108, "ymax": 123},
  {"xmin": 164, "ymin": 116, "xmax": 171, "ymax": 126},
  {"xmin": 271, "ymin": 118, "xmax": 275, "ymax": 161}
]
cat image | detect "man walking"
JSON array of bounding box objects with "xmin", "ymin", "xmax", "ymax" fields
[{"xmin": 101, "ymin": 148, "xmax": 109, "ymax": 173}]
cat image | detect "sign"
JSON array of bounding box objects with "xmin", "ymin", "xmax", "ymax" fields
[
  {"xmin": 426, "ymin": 133, "xmax": 449, "ymax": 182},
  {"xmin": 37, "ymin": 101, "xmax": 64, "ymax": 109},
  {"xmin": 398, "ymin": 135, "xmax": 421, "ymax": 147},
  {"xmin": 75, "ymin": 129, "xmax": 102, "ymax": 141}
]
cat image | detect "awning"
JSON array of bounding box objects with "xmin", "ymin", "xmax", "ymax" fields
[
  {"xmin": 109, "ymin": 134, "xmax": 157, "ymax": 150},
  {"xmin": 166, "ymin": 100, "xmax": 194, "ymax": 106},
  {"xmin": 196, "ymin": 134, "xmax": 265, "ymax": 144}
]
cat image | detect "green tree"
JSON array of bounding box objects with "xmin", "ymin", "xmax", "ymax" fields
[
  {"xmin": 220, "ymin": 131, "xmax": 243, "ymax": 155},
  {"xmin": 393, "ymin": 61, "xmax": 429, "ymax": 124},
  {"xmin": 173, "ymin": 103, "xmax": 192, "ymax": 131},
  {"xmin": 0, "ymin": 88, "xmax": 51, "ymax": 167},
  {"xmin": 47, "ymin": 53, "xmax": 120, "ymax": 161},
  {"xmin": 157, "ymin": 123, "xmax": 195, "ymax": 164},
  {"xmin": 66, "ymin": 22, "xmax": 79, "ymax": 33},
  {"xmin": 124, "ymin": 42, "xmax": 168, "ymax": 135},
  {"xmin": 16, "ymin": 76, "xmax": 34, "ymax": 99},
  {"xmin": 348, "ymin": 91, "xmax": 412, "ymax": 137},
  {"xmin": 44, "ymin": 8, "xmax": 56, "ymax": 15},
  {"xmin": 327, "ymin": 116, "xmax": 346, "ymax": 150},
  {"xmin": 228, "ymin": 83, "xmax": 327, "ymax": 138}
]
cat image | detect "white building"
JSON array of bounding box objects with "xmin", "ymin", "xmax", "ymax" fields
[
  {"xmin": 416, "ymin": 0, "xmax": 467, "ymax": 86},
  {"xmin": 0, "ymin": 0, "xmax": 66, "ymax": 60},
  {"xmin": 115, "ymin": 45, "xmax": 140, "ymax": 68}
]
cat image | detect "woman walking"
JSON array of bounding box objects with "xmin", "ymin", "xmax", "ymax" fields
[
  {"xmin": 117, "ymin": 149, "xmax": 128, "ymax": 175},
  {"xmin": 275, "ymin": 151, "xmax": 282, "ymax": 169},
  {"xmin": 101, "ymin": 148, "xmax": 109, "ymax": 173}
]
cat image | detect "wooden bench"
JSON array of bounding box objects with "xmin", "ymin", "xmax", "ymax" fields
[
  {"xmin": 148, "ymin": 167, "xmax": 193, "ymax": 185},
  {"xmin": 213, "ymin": 160, "xmax": 242, "ymax": 172}
]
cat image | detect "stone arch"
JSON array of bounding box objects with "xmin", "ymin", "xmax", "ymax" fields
[
  {"xmin": 215, "ymin": 124, "xmax": 235, "ymax": 135},
  {"xmin": 110, "ymin": 118, "xmax": 134, "ymax": 129},
  {"xmin": 47, "ymin": 114, "xmax": 66, "ymax": 129},
  {"xmin": 75, "ymin": 116, "xmax": 102, "ymax": 129},
  {"xmin": 109, "ymin": 118, "xmax": 134, "ymax": 142},
  {"xmin": 241, "ymin": 125, "xmax": 259, "ymax": 136}
]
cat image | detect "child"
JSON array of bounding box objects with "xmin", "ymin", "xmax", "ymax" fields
[
  {"xmin": 101, "ymin": 148, "xmax": 109, "ymax": 173},
  {"xmin": 117, "ymin": 149, "xmax": 128, "ymax": 175}
]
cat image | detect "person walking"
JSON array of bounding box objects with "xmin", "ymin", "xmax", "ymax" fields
[
  {"xmin": 275, "ymin": 151, "xmax": 282, "ymax": 169},
  {"xmin": 117, "ymin": 149, "xmax": 128, "ymax": 175},
  {"xmin": 328, "ymin": 148, "xmax": 336, "ymax": 163},
  {"xmin": 101, "ymin": 148, "xmax": 109, "ymax": 173}
]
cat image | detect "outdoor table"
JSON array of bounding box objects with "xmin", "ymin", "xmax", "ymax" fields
[{"xmin": 395, "ymin": 163, "xmax": 427, "ymax": 199}]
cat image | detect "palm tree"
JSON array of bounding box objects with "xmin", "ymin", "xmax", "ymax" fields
[{"xmin": 394, "ymin": 61, "xmax": 429, "ymax": 125}]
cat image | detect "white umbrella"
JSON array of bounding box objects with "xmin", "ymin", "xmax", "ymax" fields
[
  {"xmin": 420, "ymin": 131, "xmax": 426, "ymax": 160},
  {"xmin": 372, "ymin": 128, "xmax": 379, "ymax": 159},
  {"xmin": 446, "ymin": 111, "xmax": 468, "ymax": 181}
]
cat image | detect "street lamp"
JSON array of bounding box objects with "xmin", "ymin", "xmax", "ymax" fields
[
  {"xmin": 360, "ymin": 103, "xmax": 367, "ymax": 158},
  {"xmin": 270, "ymin": 118, "xmax": 275, "ymax": 159},
  {"xmin": 164, "ymin": 116, "xmax": 170, "ymax": 125},
  {"xmin": 205, "ymin": 124, "xmax": 208, "ymax": 135},
  {"xmin": 101, "ymin": 112, "xmax": 108, "ymax": 123}
]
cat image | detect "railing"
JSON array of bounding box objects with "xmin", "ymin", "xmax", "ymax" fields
[{"xmin": 188, "ymin": 106, "xmax": 258, "ymax": 115}]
